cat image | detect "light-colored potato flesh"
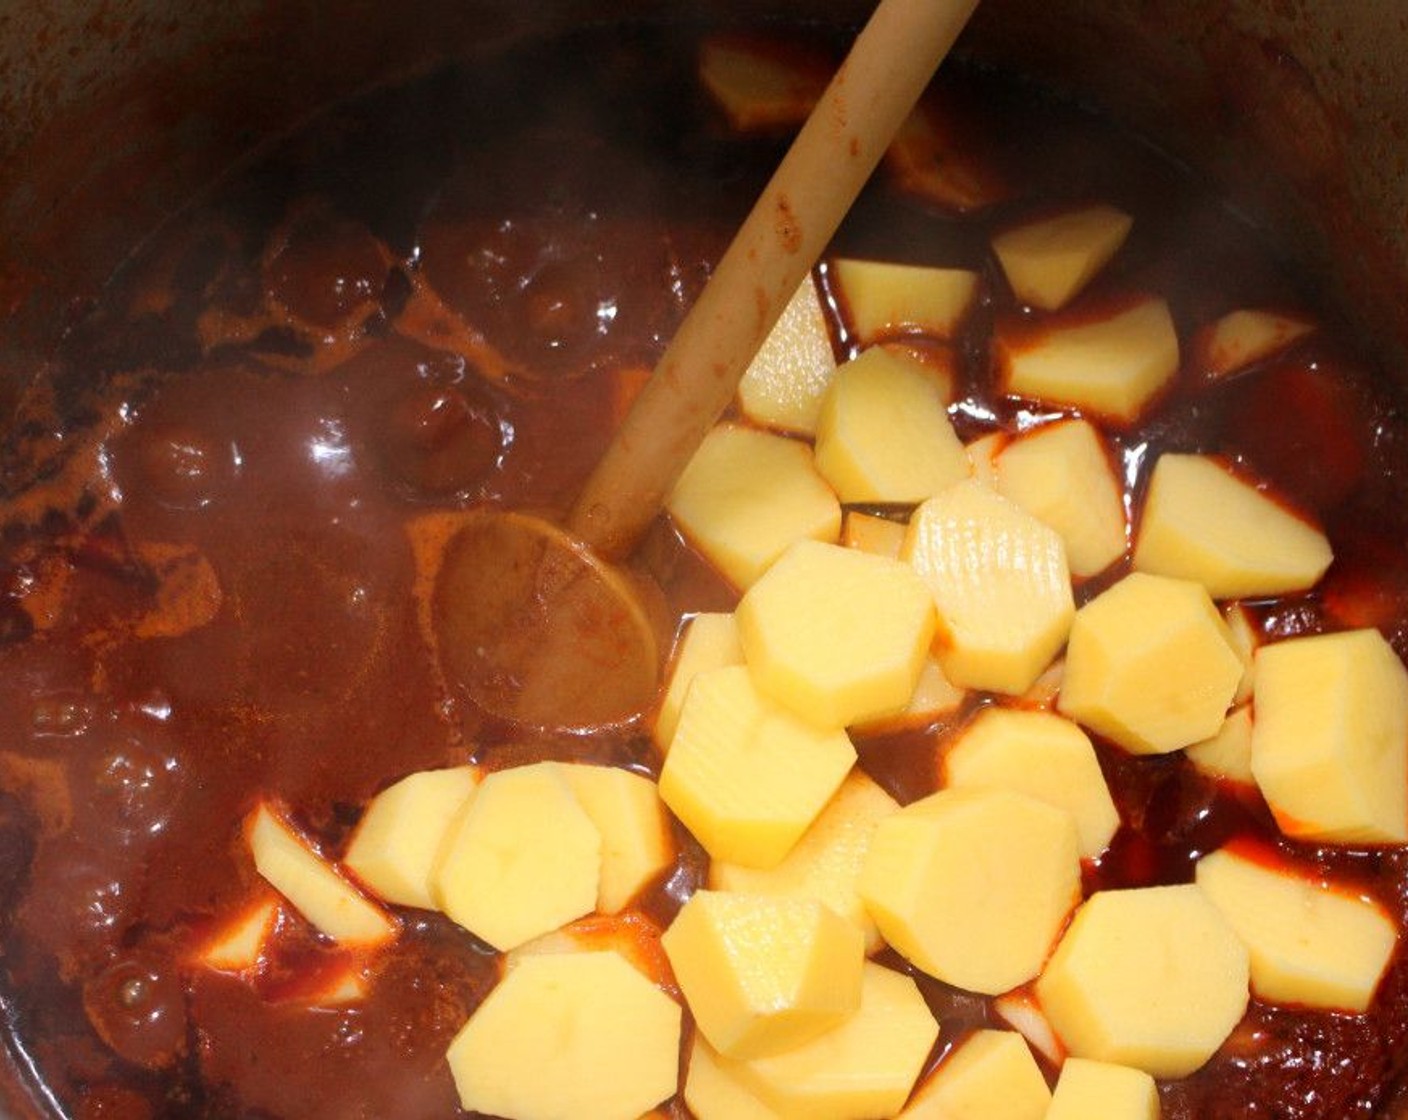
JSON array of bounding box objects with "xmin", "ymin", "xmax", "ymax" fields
[
  {"xmin": 832, "ymin": 258, "xmax": 978, "ymax": 345},
  {"xmin": 884, "ymin": 105, "xmax": 1008, "ymax": 213},
  {"xmin": 1224, "ymin": 602, "xmax": 1259, "ymax": 706},
  {"xmin": 654, "ymin": 612, "xmax": 745, "ymax": 751},
  {"xmin": 1198, "ymin": 308, "xmax": 1314, "ymax": 379},
  {"xmin": 659, "ymin": 665, "xmax": 856, "ymax": 868},
  {"xmin": 736, "ymin": 961, "xmax": 939, "ymax": 1120},
  {"xmin": 904, "ymin": 481, "xmax": 1075, "ymax": 694},
  {"xmin": 1185, "ymin": 705, "xmax": 1255, "ymax": 786},
  {"xmin": 999, "ymin": 296, "xmax": 1179, "ymax": 423},
  {"xmin": 1058, "ymin": 572, "xmax": 1243, "ymax": 754},
  {"xmin": 992, "ymin": 204, "xmax": 1133, "ymax": 311},
  {"xmin": 446, "ymin": 950, "xmax": 681, "ymax": 1120},
  {"xmin": 1196, "ymin": 844, "xmax": 1397, "ymax": 1012},
  {"xmin": 685, "ymin": 1036, "xmax": 784, "ymax": 1120},
  {"xmin": 1133, "ymin": 453, "xmax": 1333, "ymax": 598},
  {"xmin": 343, "ymin": 766, "xmax": 479, "ymax": 910},
  {"xmin": 855, "ymin": 655, "xmax": 967, "ymax": 734},
  {"xmin": 996, "ymin": 418, "xmax": 1127, "ymax": 577},
  {"xmin": 965, "ymin": 430, "xmax": 1006, "ymax": 488},
  {"xmin": 662, "ymin": 890, "xmax": 865, "ymax": 1059},
  {"xmin": 200, "ymin": 896, "xmax": 280, "ymax": 971},
  {"xmin": 697, "ymin": 36, "xmax": 825, "ymax": 132},
  {"xmin": 667, "ymin": 422, "xmax": 841, "ymax": 590},
  {"xmin": 710, "ymin": 769, "xmax": 901, "ymax": 954},
  {"xmin": 737, "ymin": 274, "xmax": 837, "ymax": 435},
  {"xmin": 860, "ymin": 787, "xmax": 1081, "ymax": 994},
  {"xmin": 841, "ymin": 510, "xmax": 906, "ymax": 558},
  {"xmin": 944, "ymin": 707, "xmax": 1120, "ymax": 859},
  {"xmin": 993, "ymin": 990, "xmax": 1065, "ymax": 1066},
  {"xmin": 813, "ymin": 346, "xmax": 969, "ymax": 504},
  {"xmin": 1045, "ymin": 1058, "xmax": 1160, "ymax": 1120},
  {"xmin": 1251, "ymin": 628, "xmax": 1408, "ymax": 844},
  {"xmin": 432, "ymin": 762, "xmax": 601, "ymax": 952},
  {"xmin": 737, "ymin": 540, "xmax": 936, "ymax": 729},
  {"xmin": 901, "ymin": 1029, "xmax": 1051, "ymax": 1119},
  {"xmin": 1036, "ymin": 885, "xmax": 1250, "ymax": 1078},
  {"xmin": 247, "ymin": 804, "xmax": 396, "ymax": 947},
  {"xmin": 556, "ymin": 764, "xmax": 674, "ymax": 914}
]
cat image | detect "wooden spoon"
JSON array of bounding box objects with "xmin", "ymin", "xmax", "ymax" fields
[{"xmin": 434, "ymin": 0, "xmax": 980, "ymax": 730}]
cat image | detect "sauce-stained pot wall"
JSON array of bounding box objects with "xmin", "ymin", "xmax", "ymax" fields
[{"xmin": 0, "ymin": 1, "xmax": 1405, "ymax": 1117}]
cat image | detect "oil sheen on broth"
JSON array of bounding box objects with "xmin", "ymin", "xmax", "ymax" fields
[{"xmin": 1, "ymin": 21, "xmax": 1407, "ymax": 1120}]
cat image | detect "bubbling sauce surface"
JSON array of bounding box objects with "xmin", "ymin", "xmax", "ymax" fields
[{"xmin": 2, "ymin": 21, "xmax": 1408, "ymax": 1120}]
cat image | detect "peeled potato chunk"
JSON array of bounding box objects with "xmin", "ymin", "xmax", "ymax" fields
[
  {"xmin": 557, "ymin": 764, "xmax": 674, "ymax": 914},
  {"xmin": 999, "ymin": 296, "xmax": 1179, "ymax": 424},
  {"xmin": 737, "ymin": 539, "xmax": 936, "ymax": 728},
  {"xmin": 668, "ymin": 422, "xmax": 841, "ymax": 590},
  {"xmin": 433, "ymin": 762, "xmax": 601, "ymax": 952},
  {"xmin": 860, "ymin": 787, "xmax": 1081, "ymax": 994},
  {"xmin": 1133, "ymin": 453, "xmax": 1333, "ymax": 598},
  {"xmin": 832, "ymin": 258, "xmax": 978, "ymax": 345},
  {"xmin": 992, "ymin": 204, "xmax": 1133, "ymax": 311},
  {"xmin": 654, "ymin": 612, "xmax": 745, "ymax": 751},
  {"xmin": 1185, "ymin": 705, "xmax": 1255, "ymax": 786},
  {"xmin": 343, "ymin": 765, "xmax": 479, "ymax": 910},
  {"xmin": 736, "ymin": 961, "xmax": 939, "ymax": 1120},
  {"xmin": 1196, "ymin": 844, "xmax": 1397, "ymax": 1012},
  {"xmin": 996, "ymin": 418, "xmax": 1127, "ymax": 577},
  {"xmin": 710, "ymin": 769, "xmax": 901, "ymax": 953},
  {"xmin": 1224, "ymin": 602, "xmax": 1260, "ymax": 706},
  {"xmin": 944, "ymin": 707, "xmax": 1119, "ymax": 859},
  {"xmin": 901, "ymin": 1029, "xmax": 1051, "ymax": 1120},
  {"xmin": 685, "ymin": 1036, "xmax": 783, "ymax": 1120},
  {"xmin": 659, "ymin": 665, "xmax": 856, "ymax": 868},
  {"xmin": 1036, "ymin": 885, "xmax": 1250, "ymax": 1078},
  {"xmin": 1252, "ymin": 628, "xmax": 1408, "ymax": 844},
  {"xmin": 247, "ymin": 803, "xmax": 396, "ymax": 947},
  {"xmin": 446, "ymin": 950, "xmax": 681, "ymax": 1120},
  {"xmin": 904, "ymin": 480, "xmax": 1075, "ymax": 695},
  {"xmin": 1058, "ymin": 572, "xmax": 1243, "ymax": 755},
  {"xmin": 841, "ymin": 510, "xmax": 906, "ymax": 558},
  {"xmin": 1045, "ymin": 1058, "xmax": 1160, "ymax": 1120},
  {"xmin": 814, "ymin": 346, "xmax": 969, "ymax": 504},
  {"xmin": 884, "ymin": 104, "xmax": 1008, "ymax": 212},
  {"xmin": 1197, "ymin": 308, "xmax": 1314, "ymax": 379},
  {"xmin": 737, "ymin": 274, "xmax": 837, "ymax": 435},
  {"xmin": 855, "ymin": 655, "xmax": 967, "ymax": 734},
  {"xmin": 993, "ymin": 989, "xmax": 1065, "ymax": 1066},
  {"xmin": 200, "ymin": 896, "xmax": 280, "ymax": 972},
  {"xmin": 698, "ymin": 35, "xmax": 827, "ymax": 133},
  {"xmin": 662, "ymin": 890, "xmax": 865, "ymax": 1059}
]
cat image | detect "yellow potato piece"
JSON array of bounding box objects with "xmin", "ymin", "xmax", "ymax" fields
[
  {"xmin": 343, "ymin": 766, "xmax": 479, "ymax": 910},
  {"xmin": 992, "ymin": 990, "xmax": 1065, "ymax": 1066},
  {"xmin": 814, "ymin": 347, "xmax": 969, "ymax": 504},
  {"xmin": 556, "ymin": 764, "xmax": 674, "ymax": 914},
  {"xmin": 1045, "ymin": 1058, "xmax": 1160, "ymax": 1120},
  {"xmin": 668, "ymin": 422, "xmax": 841, "ymax": 590},
  {"xmin": 654, "ymin": 612, "xmax": 744, "ymax": 751},
  {"xmin": 1036, "ymin": 885, "xmax": 1249, "ymax": 1078},
  {"xmin": 247, "ymin": 803, "xmax": 397, "ymax": 947},
  {"xmin": 710, "ymin": 769, "xmax": 901, "ymax": 954},
  {"xmin": 697, "ymin": 35, "xmax": 827, "ymax": 133},
  {"xmin": 904, "ymin": 480, "xmax": 1075, "ymax": 695},
  {"xmin": 1198, "ymin": 308, "xmax": 1314, "ymax": 379},
  {"xmin": 306, "ymin": 965, "xmax": 369, "ymax": 1008},
  {"xmin": 685, "ymin": 1036, "xmax": 784, "ymax": 1120},
  {"xmin": 859, "ymin": 787, "xmax": 1081, "ymax": 994},
  {"xmin": 999, "ymin": 296, "xmax": 1179, "ymax": 423},
  {"xmin": 1196, "ymin": 844, "xmax": 1397, "ymax": 1012},
  {"xmin": 1224, "ymin": 603, "xmax": 1260, "ymax": 706},
  {"xmin": 944, "ymin": 707, "xmax": 1119, "ymax": 859},
  {"xmin": 200, "ymin": 896, "xmax": 280, "ymax": 972},
  {"xmin": 736, "ymin": 961, "xmax": 939, "ymax": 1120},
  {"xmin": 901, "ymin": 1029, "xmax": 1051, "ymax": 1119},
  {"xmin": 432, "ymin": 762, "xmax": 601, "ymax": 951},
  {"xmin": 1133, "ymin": 454, "xmax": 1333, "ymax": 598},
  {"xmin": 1251, "ymin": 628, "xmax": 1408, "ymax": 844},
  {"xmin": 1058, "ymin": 572, "xmax": 1243, "ymax": 754},
  {"xmin": 832, "ymin": 258, "xmax": 978, "ymax": 345},
  {"xmin": 996, "ymin": 418, "xmax": 1127, "ymax": 577},
  {"xmin": 738, "ymin": 274, "xmax": 838, "ymax": 435},
  {"xmin": 854, "ymin": 655, "xmax": 966, "ymax": 733},
  {"xmin": 446, "ymin": 950, "xmax": 681, "ymax": 1120},
  {"xmin": 841, "ymin": 510, "xmax": 906, "ymax": 559},
  {"xmin": 992, "ymin": 204, "xmax": 1133, "ymax": 311},
  {"xmin": 884, "ymin": 104, "xmax": 1008, "ymax": 213},
  {"xmin": 659, "ymin": 665, "xmax": 856, "ymax": 868},
  {"xmin": 662, "ymin": 890, "xmax": 865, "ymax": 1059},
  {"xmin": 1185, "ymin": 705, "xmax": 1255, "ymax": 786},
  {"xmin": 737, "ymin": 540, "xmax": 936, "ymax": 729}
]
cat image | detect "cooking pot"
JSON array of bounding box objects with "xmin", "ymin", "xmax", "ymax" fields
[{"xmin": 0, "ymin": 1, "xmax": 1405, "ymax": 1116}]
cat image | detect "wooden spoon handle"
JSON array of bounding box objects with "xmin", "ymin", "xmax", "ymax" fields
[{"xmin": 569, "ymin": 0, "xmax": 980, "ymax": 557}]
